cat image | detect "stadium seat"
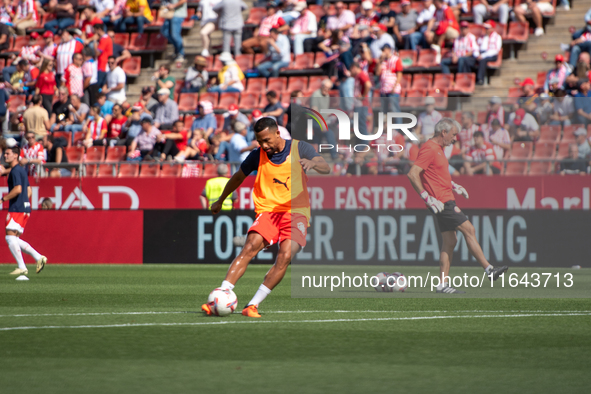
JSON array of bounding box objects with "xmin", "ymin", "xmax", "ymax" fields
[
  {"xmin": 439, "ymin": 111, "xmax": 453, "ymax": 119},
  {"xmin": 235, "ymin": 54, "xmax": 254, "ymax": 70},
  {"xmin": 487, "ymin": 48, "xmax": 503, "ymax": 69},
  {"xmin": 174, "ymin": 80, "xmax": 183, "ymax": 102},
  {"xmin": 556, "ymin": 142, "xmax": 571, "ymax": 159},
  {"xmin": 505, "ymin": 87, "xmax": 522, "ymax": 105},
  {"xmin": 504, "ymin": 162, "xmax": 528, "ymax": 175},
  {"xmin": 85, "ymin": 146, "xmax": 105, "ymax": 162},
  {"xmin": 428, "ymin": 89, "xmax": 448, "ymax": 109},
  {"xmin": 266, "ymin": 77, "xmax": 288, "ymax": 93},
  {"xmin": 52, "ymin": 132, "xmax": 71, "ymax": 147},
  {"xmin": 148, "ymin": 9, "xmax": 165, "ymax": 27},
  {"xmin": 289, "ymin": 53, "xmax": 314, "ymax": 69},
  {"xmin": 417, "ymin": 49, "xmax": 438, "ymax": 68},
  {"xmin": 97, "ymin": 163, "xmax": 117, "ymax": 177},
  {"xmin": 84, "ymin": 164, "xmax": 97, "ymax": 177},
  {"xmin": 308, "ymin": 4, "xmax": 326, "ymax": 20},
  {"xmin": 160, "ymin": 163, "xmax": 182, "ymax": 177},
  {"xmin": 453, "ymin": 73, "xmax": 475, "ymax": 94},
  {"xmin": 245, "ymin": 7, "xmax": 266, "ymax": 25},
  {"xmin": 10, "ymin": 36, "xmax": 29, "ymax": 52},
  {"xmin": 562, "ymin": 125, "xmax": 582, "ymax": 143},
  {"xmin": 538, "ymin": 125, "xmax": 561, "ymax": 143},
  {"xmin": 8, "ymin": 95, "xmax": 25, "ymax": 113},
  {"xmin": 113, "ymin": 33, "xmax": 129, "ymax": 48},
  {"xmin": 128, "ymin": 33, "xmax": 149, "ymax": 51},
  {"xmin": 203, "ymin": 163, "xmax": 228, "ymax": 177},
  {"xmin": 238, "ymin": 93, "xmax": 259, "ymax": 110},
  {"xmin": 314, "ymin": 52, "xmax": 327, "ymax": 66},
  {"xmin": 65, "ymin": 147, "xmax": 84, "ymax": 163},
  {"xmin": 140, "ymin": 163, "xmax": 160, "ymax": 177},
  {"xmin": 118, "ymin": 163, "xmax": 140, "ymax": 177},
  {"xmin": 0, "ymin": 58, "xmax": 5, "ymax": 72},
  {"xmin": 259, "ymin": 93, "xmax": 269, "ymax": 108},
  {"xmin": 287, "ymin": 76, "xmax": 308, "ymax": 92},
  {"xmin": 183, "ymin": 115, "xmax": 195, "ymax": 130},
  {"xmin": 433, "ymin": 74, "xmax": 453, "ymax": 91},
  {"xmin": 199, "ymin": 92, "xmax": 219, "ymax": 106},
  {"xmin": 528, "ymin": 161, "xmax": 554, "ymax": 175},
  {"xmin": 494, "ymin": 23, "xmax": 507, "ymax": 39},
  {"xmin": 211, "ymin": 55, "xmax": 223, "ymax": 73},
  {"xmin": 246, "ymin": 78, "xmax": 267, "ymax": 94},
  {"xmin": 105, "ymin": 146, "xmax": 126, "ymax": 162},
  {"xmin": 254, "ymin": 53, "xmax": 266, "ymax": 67},
  {"xmin": 507, "ymin": 22, "xmax": 529, "ymax": 43},
  {"xmin": 401, "ymin": 90, "xmax": 426, "ymax": 107},
  {"xmin": 398, "ymin": 50, "xmax": 417, "ymax": 68},
  {"xmin": 411, "ymin": 74, "xmax": 433, "ymax": 90},
  {"xmin": 122, "ymin": 57, "xmax": 141, "ymax": 77},
  {"xmin": 217, "ymin": 92, "xmax": 240, "ymax": 110},
  {"xmin": 476, "ymin": 111, "xmax": 488, "ymax": 125},
  {"xmin": 535, "ymin": 71, "xmax": 546, "ymax": 90},
  {"xmin": 148, "ymin": 33, "xmax": 168, "ymax": 52},
  {"xmin": 533, "ymin": 142, "xmax": 557, "ymax": 159},
  {"xmin": 280, "ymin": 92, "xmax": 292, "ymax": 108},
  {"xmin": 182, "ymin": 8, "xmax": 196, "ymax": 29},
  {"xmin": 178, "ymin": 93, "xmax": 199, "ymax": 112},
  {"xmin": 510, "ymin": 142, "xmax": 533, "ymax": 158},
  {"xmin": 73, "ymin": 131, "xmax": 86, "ymax": 146},
  {"xmin": 468, "ymin": 23, "xmax": 486, "ymax": 38},
  {"xmin": 399, "ymin": 74, "xmax": 412, "ymax": 91},
  {"xmin": 214, "ymin": 114, "xmax": 224, "ymax": 133}
]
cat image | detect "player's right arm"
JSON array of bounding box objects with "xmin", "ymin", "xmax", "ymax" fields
[{"xmin": 210, "ymin": 169, "xmax": 246, "ymax": 215}]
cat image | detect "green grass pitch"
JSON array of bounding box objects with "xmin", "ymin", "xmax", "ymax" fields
[{"xmin": 1, "ymin": 264, "xmax": 590, "ymax": 394}]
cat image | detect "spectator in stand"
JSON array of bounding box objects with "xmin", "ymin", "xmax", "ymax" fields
[
  {"xmin": 137, "ymin": 86, "xmax": 158, "ymax": 114},
  {"xmin": 535, "ymin": 93, "xmax": 553, "ymax": 125},
  {"xmin": 446, "ymin": 0, "xmax": 468, "ymax": 21},
  {"xmin": 45, "ymin": 0, "xmax": 78, "ymax": 34},
  {"xmin": 38, "ymin": 31, "xmax": 57, "ymax": 62},
  {"xmin": 559, "ymin": 143, "xmax": 588, "ymax": 175},
  {"xmin": 176, "ymin": 127, "xmax": 209, "ymax": 161},
  {"xmin": 574, "ymin": 79, "xmax": 591, "ymax": 125},
  {"xmin": 376, "ymin": 43, "xmax": 403, "ymax": 116},
  {"xmin": 19, "ymin": 131, "xmax": 45, "ymax": 176},
  {"xmin": 303, "ymin": 5, "xmax": 333, "ymax": 54},
  {"xmin": 0, "ymin": 78, "xmax": 8, "ymax": 134},
  {"xmin": 213, "ymin": 0, "xmax": 247, "ymax": 57},
  {"xmin": 92, "ymin": 23, "xmax": 112, "ymax": 89},
  {"xmin": 54, "ymin": 29, "xmax": 84, "ymax": 82},
  {"xmin": 0, "ymin": 20, "xmax": 9, "ymax": 53},
  {"xmin": 0, "ymin": 0, "xmax": 14, "ymax": 27},
  {"xmin": 64, "ymin": 94, "xmax": 89, "ymax": 132},
  {"xmin": 13, "ymin": 0, "xmax": 39, "ymax": 36},
  {"xmin": 415, "ymin": 0, "xmax": 436, "ymax": 45},
  {"xmin": 154, "ymin": 119, "xmax": 189, "ymax": 161},
  {"xmin": 463, "ymin": 130, "xmax": 499, "ymax": 175},
  {"xmin": 103, "ymin": 56, "xmax": 126, "ymax": 104},
  {"xmin": 256, "ymin": 28, "xmax": 291, "ymax": 78},
  {"xmin": 261, "ymin": 91, "xmax": 284, "ymax": 126},
  {"xmin": 227, "ymin": 121, "xmax": 254, "ymax": 162},
  {"xmin": 567, "ymin": 25, "xmax": 591, "ymax": 69},
  {"xmin": 574, "ymin": 127, "xmax": 591, "ymax": 159},
  {"xmin": 107, "ymin": 103, "xmax": 127, "ymax": 140},
  {"xmin": 543, "ymin": 54, "xmax": 571, "ymax": 93},
  {"xmin": 352, "ymin": 2, "xmax": 379, "ymax": 41},
  {"xmin": 425, "ymin": 0, "xmax": 459, "ymax": 63},
  {"xmin": 473, "ymin": 0, "xmax": 509, "ymax": 26},
  {"xmin": 198, "ymin": 0, "xmax": 220, "ymax": 57},
  {"xmin": 115, "ymin": 0, "xmax": 153, "ymax": 34},
  {"xmin": 153, "ymin": 88, "xmax": 179, "ymax": 130},
  {"xmin": 192, "ymin": 101, "xmax": 217, "ymax": 139},
  {"xmin": 369, "ymin": 24, "xmax": 395, "ymax": 59},
  {"xmin": 488, "ymin": 118, "xmax": 511, "ymax": 162},
  {"xmin": 517, "ymin": 77, "xmax": 538, "ymax": 113},
  {"xmin": 416, "ymin": 97, "xmax": 442, "ymax": 141},
  {"xmin": 12, "ymin": 31, "xmax": 42, "ymax": 68},
  {"xmin": 549, "ymin": 89, "xmax": 574, "ymax": 127},
  {"xmin": 62, "ymin": 53, "xmax": 84, "ymax": 98},
  {"xmin": 43, "ymin": 134, "xmax": 70, "ymax": 177},
  {"xmin": 378, "ymin": 1, "xmax": 397, "ymax": 35},
  {"xmin": 6, "ymin": 59, "xmax": 32, "ymax": 94},
  {"xmin": 350, "ymin": 62, "xmax": 372, "ymax": 137},
  {"xmin": 440, "ymin": 21, "xmax": 479, "ymax": 74},
  {"xmin": 91, "ymin": 0, "xmax": 115, "ymax": 23},
  {"xmin": 83, "ymin": 103, "xmax": 108, "ymax": 147},
  {"xmin": 222, "ymin": 103, "xmax": 250, "ymax": 132},
  {"xmin": 97, "ymin": 92, "xmax": 114, "ymax": 122},
  {"xmin": 208, "ymin": 52, "xmax": 244, "ymax": 93},
  {"xmin": 35, "ymin": 59, "xmax": 57, "ymax": 114},
  {"xmin": 485, "ymin": 96, "xmax": 504, "ymax": 137},
  {"xmin": 317, "ymin": 29, "xmax": 348, "ymax": 55},
  {"xmin": 508, "ymin": 107, "xmax": 539, "ymax": 142},
  {"xmin": 241, "ymin": 2, "xmax": 287, "ymax": 54},
  {"xmin": 457, "ymin": 111, "xmax": 479, "ymax": 152},
  {"xmin": 291, "ymin": 2, "xmax": 317, "ymax": 56},
  {"xmin": 82, "ymin": 47, "xmax": 99, "ymax": 106},
  {"xmin": 127, "ymin": 116, "xmax": 162, "ymax": 160},
  {"xmin": 310, "ymin": 79, "xmax": 332, "ymax": 113},
  {"xmin": 514, "ymin": 0, "xmax": 552, "ymax": 37},
  {"xmin": 153, "ymin": 64, "xmax": 175, "ymax": 100},
  {"xmin": 394, "ymin": 1, "xmax": 420, "ymax": 50},
  {"xmin": 108, "ymin": 0, "xmax": 126, "ymax": 25},
  {"xmin": 161, "ymin": 0, "xmax": 187, "ymax": 63},
  {"xmin": 105, "ymin": 28, "xmax": 130, "ymax": 65},
  {"xmin": 182, "ymin": 56, "xmax": 208, "ymax": 93},
  {"xmin": 23, "ymin": 95, "xmax": 50, "ymax": 138},
  {"xmin": 326, "ymin": 1, "xmax": 356, "ymax": 37},
  {"xmin": 475, "ymin": 20, "xmax": 502, "ymax": 85},
  {"xmin": 78, "ymin": 7, "xmax": 100, "ymax": 45},
  {"xmin": 122, "ymin": 104, "xmax": 149, "ymax": 141}
]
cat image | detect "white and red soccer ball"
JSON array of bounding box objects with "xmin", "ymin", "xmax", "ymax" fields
[
  {"xmin": 207, "ymin": 288, "xmax": 238, "ymax": 316},
  {"xmin": 374, "ymin": 272, "xmax": 408, "ymax": 292}
]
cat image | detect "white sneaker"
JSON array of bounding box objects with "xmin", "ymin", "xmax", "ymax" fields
[
  {"xmin": 201, "ymin": 49, "xmax": 210, "ymax": 57},
  {"xmin": 560, "ymin": 43, "xmax": 570, "ymax": 52},
  {"xmin": 535, "ymin": 27, "xmax": 544, "ymax": 37},
  {"xmin": 562, "ymin": 4, "xmax": 570, "ymax": 11},
  {"xmin": 175, "ymin": 55, "xmax": 185, "ymax": 63},
  {"xmin": 431, "ymin": 44, "xmax": 441, "ymax": 64}
]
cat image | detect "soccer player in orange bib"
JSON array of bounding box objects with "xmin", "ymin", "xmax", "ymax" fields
[
  {"xmin": 407, "ymin": 118, "xmax": 507, "ymax": 294},
  {"xmin": 202, "ymin": 117, "xmax": 330, "ymax": 317}
]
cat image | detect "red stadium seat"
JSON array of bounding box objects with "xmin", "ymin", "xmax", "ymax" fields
[
  {"xmin": 199, "ymin": 92, "xmax": 219, "ymax": 106},
  {"xmin": 118, "ymin": 163, "xmax": 139, "ymax": 177},
  {"xmin": 476, "ymin": 111, "xmax": 487, "ymax": 125},
  {"xmin": 411, "ymin": 74, "xmax": 433, "ymax": 90},
  {"xmin": 417, "ymin": 49, "xmax": 438, "ymax": 68},
  {"xmin": 203, "ymin": 163, "xmax": 229, "ymax": 177},
  {"xmin": 183, "ymin": 114, "xmax": 195, "ymax": 130},
  {"xmin": 439, "ymin": 111, "xmax": 453, "ymax": 119},
  {"xmin": 10, "ymin": 36, "xmax": 29, "ymax": 52},
  {"xmin": 235, "ymin": 54, "xmax": 254, "ymax": 70},
  {"xmin": 238, "ymin": 93, "xmax": 259, "ymax": 110},
  {"xmin": 535, "ymin": 71, "xmax": 546, "ymax": 90},
  {"xmin": 85, "ymin": 146, "xmax": 105, "ymax": 162},
  {"xmin": 65, "ymin": 147, "xmax": 84, "ymax": 163},
  {"xmin": 8, "ymin": 95, "xmax": 25, "ymax": 113},
  {"xmin": 246, "ymin": 78, "xmax": 267, "ymax": 94},
  {"xmin": 314, "ymin": 52, "xmax": 327, "ymax": 66},
  {"xmin": 122, "ymin": 57, "xmax": 141, "ymax": 77},
  {"xmin": 214, "ymin": 114, "xmax": 224, "ymax": 133},
  {"xmin": 73, "ymin": 131, "xmax": 86, "ymax": 146},
  {"xmin": 398, "ymin": 50, "xmax": 417, "ymax": 68},
  {"xmin": 105, "ymin": 146, "xmax": 126, "ymax": 162},
  {"xmin": 254, "ymin": 53, "xmax": 266, "ymax": 66},
  {"xmin": 494, "ymin": 23, "xmax": 507, "ymax": 39},
  {"xmin": 182, "ymin": 8, "xmax": 195, "ymax": 29},
  {"xmin": 308, "ymin": 76, "xmax": 325, "ymax": 92},
  {"xmin": 148, "ymin": 9, "xmax": 164, "ymax": 27},
  {"xmin": 97, "ymin": 164, "xmax": 116, "ymax": 177},
  {"xmin": 52, "ymin": 132, "xmax": 71, "ymax": 147},
  {"xmin": 148, "ymin": 33, "xmax": 168, "ymax": 52},
  {"xmin": 174, "ymin": 80, "xmax": 183, "ymax": 102},
  {"xmin": 538, "ymin": 125, "xmax": 561, "ymax": 143},
  {"xmin": 562, "ymin": 125, "xmax": 583, "ymax": 143},
  {"xmin": 528, "ymin": 161, "xmax": 554, "ymax": 175},
  {"xmin": 160, "ymin": 163, "xmax": 182, "ymax": 177},
  {"xmin": 245, "ymin": 7, "xmax": 266, "ymax": 25},
  {"xmin": 140, "ymin": 163, "xmax": 160, "ymax": 177},
  {"xmin": 505, "ymin": 87, "xmax": 522, "ymax": 105},
  {"xmin": 280, "ymin": 92, "xmax": 292, "ymax": 108},
  {"xmin": 401, "ymin": 90, "xmax": 426, "ymax": 107},
  {"xmin": 487, "ymin": 48, "xmax": 503, "ymax": 69},
  {"xmin": 399, "ymin": 74, "xmax": 412, "ymax": 91},
  {"xmin": 287, "ymin": 76, "xmax": 308, "ymax": 92},
  {"xmin": 510, "ymin": 142, "xmax": 533, "ymax": 158},
  {"xmin": 178, "ymin": 93, "xmax": 199, "ymax": 112},
  {"xmin": 113, "ymin": 33, "xmax": 129, "ymax": 48},
  {"xmin": 0, "ymin": 58, "xmax": 5, "ymax": 72},
  {"xmin": 504, "ymin": 162, "xmax": 527, "ymax": 175},
  {"xmin": 211, "ymin": 55, "xmax": 223, "ymax": 73},
  {"xmin": 308, "ymin": 5, "xmax": 326, "ymax": 21},
  {"xmin": 128, "ymin": 33, "xmax": 148, "ymax": 51},
  {"xmin": 428, "ymin": 89, "xmax": 448, "ymax": 109},
  {"xmin": 84, "ymin": 164, "xmax": 97, "ymax": 177},
  {"xmin": 507, "ymin": 22, "xmax": 529, "ymax": 43},
  {"xmin": 217, "ymin": 92, "xmax": 240, "ymax": 110},
  {"xmin": 289, "ymin": 53, "xmax": 314, "ymax": 69},
  {"xmin": 533, "ymin": 142, "xmax": 557, "ymax": 159},
  {"xmin": 452, "ymin": 73, "xmax": 475, "ymax": 94},
  {"xmin": 468, "ymin": 23, "xmax": 486, "ymax": 38},
  {"xmin": 556, "ymin": 142, "xmax": 571, "ymax": 160},
  {"xmin": 266, "ymin": 77, "xmax": 288, "ymax": 93},
  {"xmin": 433, "ymin": 74, "xmax": 453, "ymax": 91}
]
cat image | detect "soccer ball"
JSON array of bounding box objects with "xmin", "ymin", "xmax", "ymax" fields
[
  {"xmin": 207, "ymin": 288, "xmax": 238, "ymax": 316},
  {"xmin": 389, "ymin": 272, "xmax": 408, "ymax": 292},
  {"xmin": 374, "ymin": 272, "xmax": 393, "ymax": 292}
]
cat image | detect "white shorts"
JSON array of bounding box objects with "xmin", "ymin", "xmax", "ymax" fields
[{"xmin": 519, "ymin": 2, "xmax": 554, "ymax": 13}]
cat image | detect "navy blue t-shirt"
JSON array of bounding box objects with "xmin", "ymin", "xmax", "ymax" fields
[
  {"xmin": 7, "ymin": 165, "xmax": 31, "ymax": 213},
  {"xmin": 240, "ymin": 140, "xmax": 319, "ymax": 176}
]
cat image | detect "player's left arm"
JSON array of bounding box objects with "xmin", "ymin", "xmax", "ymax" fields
[
  {"xmin": 27, "ymin": 186, "xmax": 32, "ymax": 200},
  {"xmin": 298, "ymin": 141, "xmax": 331, "ymax": 174}
]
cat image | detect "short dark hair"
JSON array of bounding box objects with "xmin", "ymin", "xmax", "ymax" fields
[
  {"xmin": 108, "ymin": 56, "xmax": 116, "ymax": 61},
  {"xmin": 266, "ymin": 90, "xmax": 277, "ymax": 99},
  {"xmin": 254, "ymin": 117, "xmax": 278, "ymax": 133},
  {"xmin": 18, "ymin": 59, "xmax": 28, "ymax": 67},
  {"xmin": 269, "ymin": 28, "xmax": 278, "ymax": 35},
  {"xmin": 72, "ymin": 53, "xmax": 82, "ymax": 61},
  {"xmin": 290, "ymin": 90, "xmax": 301, "ymax": 98},
  {"xmin": 160, "ymin": 64, "xmax": 171, "ymax": 73},
  {"xmin": 83, "ymin": 46, "xmax": 95, "ymax": 57},
  {"xmin": 491, "ymin": 118, "xmax": 501, "ymax": 126},
  {"xmin": 94, "ymin": 23, "xmax": 106, "ymax": 32},
  {"xmin": 9, "ymin": 146, "xmax": 20, "ymax": 156},
  {"xmin": 350, "ymin": 62, "xmax": 361, "ymax": 70},
  {"xmin": 174, "ymin": 120, "xmax": 184, "ymax": 126},
  {"xmin": 32, "ymin": 94, "xmax": 42, "ymax": 105},
  {"xmin": 97, "ymin": 93, "xmax": 106, "ymax": 100},
  {"xmin": 473, "ymin": 131, "xmax": 484, "ymax": 139}
]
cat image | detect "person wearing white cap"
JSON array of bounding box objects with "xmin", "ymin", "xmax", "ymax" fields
[
  {"xmin": 153, "ymin": 87, "xmax": 179, "ymax": 130},
  {"xmin": 416, "ymin": 97, "xmax": 443, "ymax": 141},
  {"xmin": 290, "ymin": 2, "xmax": 317, "ymax": 56},
  {"xmin": 472, "ymin": 0, "xmax": 509, "ymax": 26},
  {"xmin": 351, "ymin": 1, "xmax": 377, "ymax": 40},
  {"xmin": 208, "ymin": 52, "xmax": 245, "ymax": 93}
]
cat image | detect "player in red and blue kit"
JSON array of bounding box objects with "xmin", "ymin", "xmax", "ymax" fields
[{"xmin": 2, "ymin": 145, "xmax": 47, "ymax": 276}]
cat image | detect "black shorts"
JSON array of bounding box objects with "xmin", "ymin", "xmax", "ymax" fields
[{"xmin": 435, "ymin": 201, "xmax": 469, "ymax": 233}]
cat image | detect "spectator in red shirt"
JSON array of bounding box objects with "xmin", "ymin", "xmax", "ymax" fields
[
  {"xmin": 241, "ymin": 2, "xmax": 287, "ymax": 54},
  {"xmin": 107, "ymin": 103, "xmax": 127, "ymax": 140},
  {"xmin": 463, "ymin": 130, "xmax": 501, "ymax": 175},
  {"xmin": 154, "ymin": 120, "xmax": 188, "ymax": 161},
  {"xmin": 349, "ymin": 62, "xmax": 372, "ymax": 136},
  {"xmin": 92, "ymin": 23, "xmax": 112, "ymax": 89},
  {"xmin": 45, "ymin": 0, "xmax": 78, "ymax": 35},
  {"xmin": 35, "ymin": 59, "xmax": 57, "ymax": 114}
]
